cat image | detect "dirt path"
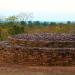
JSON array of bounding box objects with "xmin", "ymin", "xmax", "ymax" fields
[{"xmin": 0, "ymin": 65, "xmax": 75, "ymax": 75}]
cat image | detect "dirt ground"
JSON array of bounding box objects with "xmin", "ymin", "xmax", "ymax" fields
[{"xmin": 0, "ymin": 65, "xmax": 75, "ymax": 75}]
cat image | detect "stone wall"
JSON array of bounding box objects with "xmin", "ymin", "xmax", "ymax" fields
[
  {"xmin": 0, "ymin": 33, "xmax": 75, "ymax": 66},
  {"xmin": 8, "ymin": 33, "xmax": 75, "ymax": 48},
  {"xmin": 0, "ymin": 42, "xmax": 75, "ymax": 66},
  {"xmin": 8, "ymin": 38, "xmax": 75, "ymax": 48}
]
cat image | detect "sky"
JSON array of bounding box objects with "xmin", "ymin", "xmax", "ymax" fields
[{"xmin": 0, "ymin": 0, "xmax": 75, "ymax": 22}]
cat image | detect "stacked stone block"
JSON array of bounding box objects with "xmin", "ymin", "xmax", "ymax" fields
[{"xmin": 0, "ymin": 33, "xmax": 75, "ymax": 66}]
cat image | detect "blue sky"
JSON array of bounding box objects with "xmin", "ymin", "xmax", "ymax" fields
[{"xmin": 0, "ymin": 0, "xmax": 75, "ymax": 21}]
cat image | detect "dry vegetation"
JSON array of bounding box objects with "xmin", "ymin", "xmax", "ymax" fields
[{"xmin": 0, "ymin": 21, "xmax": 75, "ymax": 40}]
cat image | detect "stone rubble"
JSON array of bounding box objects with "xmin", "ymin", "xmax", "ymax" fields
[{"xmin": 0, "ymin": 33, "xmax": 75, "ymax": 66}]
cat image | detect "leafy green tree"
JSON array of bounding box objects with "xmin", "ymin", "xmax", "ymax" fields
[
  {"xmin": 20, "ymin": 21, "xmax": 27, "ymax": 25},
  {"xmin": 9, "ymin": 25, "xmax": 24, "ymax": 35},
  {"xmin": 67, "ymin": 21, "xmax": 71, "ymax": 24},
  {"xmin": 50, "ymin": 22, "xmax": 57, "ymax": 25}
]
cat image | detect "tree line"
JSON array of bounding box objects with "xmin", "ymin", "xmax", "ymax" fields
[{"xmin": 0, "ymin": 13, "xmax": 75, "ymax": 40}]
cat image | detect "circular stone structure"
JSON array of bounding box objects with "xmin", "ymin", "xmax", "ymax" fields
[
  {"xmin": 8, "ymin": 33, "xmax": 75, "ymax": 47},
  {"xmin": 1, "ymin": 33, "xmax": 75, "ymax": 66}
]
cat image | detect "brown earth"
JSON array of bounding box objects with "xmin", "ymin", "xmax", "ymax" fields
[{"xmin": 0, "ymin": 65, "xmax": 75, "ymax": 75}]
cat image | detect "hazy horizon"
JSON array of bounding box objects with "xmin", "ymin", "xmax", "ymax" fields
[{"xmin": 0, "ymin": 0, "xmax": 75, "ymax": 22}]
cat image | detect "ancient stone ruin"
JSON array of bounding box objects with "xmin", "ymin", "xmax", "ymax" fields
[{"xmin": 0, "ymin": 33, "xmax": 75, "ymax": 66}]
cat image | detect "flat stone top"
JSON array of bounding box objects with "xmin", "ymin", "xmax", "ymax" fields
[{"xmin": 10, "ymin": 33, "xmax": 75, "ymax": 41}]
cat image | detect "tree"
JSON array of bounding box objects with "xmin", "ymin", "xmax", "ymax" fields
[
  {"xmin": 42, "ymin": 21, "xmax": 49, "ymax": 26},
  {"xmin": 20, "ymin": 21, "xmax": 26, "ymax": 25},
  {"xmin": 9, "ymin": 25, "xmax": 24, "ymax": 35},
  {"xmin": 17, "ymin": 12, "xmax": 33, "ymax": 22},
  {"xmin": 5, "ymin": 16, "xmax": 18, "ymax": 22},
  {"xmin": 28, "ymin": 21, "xmax": 33, "ymax": 27},
  {"xmin": 50, "ymin": 22, "xmax": 57, "ymax": 25},
  {"xmin": 33, "ymin": 21, "xmax": 41, "ymax": 26},
  {"xmin": 67, "ymin": 21, "xmax": 71, "ymax": 24}
]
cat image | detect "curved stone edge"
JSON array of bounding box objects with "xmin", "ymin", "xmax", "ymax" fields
[{"xmin": 0, "ymin": 41, "xmax": 75, "ymax": 66}]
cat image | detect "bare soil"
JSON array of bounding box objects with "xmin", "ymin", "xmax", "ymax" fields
[{"xmin": 0, "ymin": 65, "xmax": 75, "ymax": 75}]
